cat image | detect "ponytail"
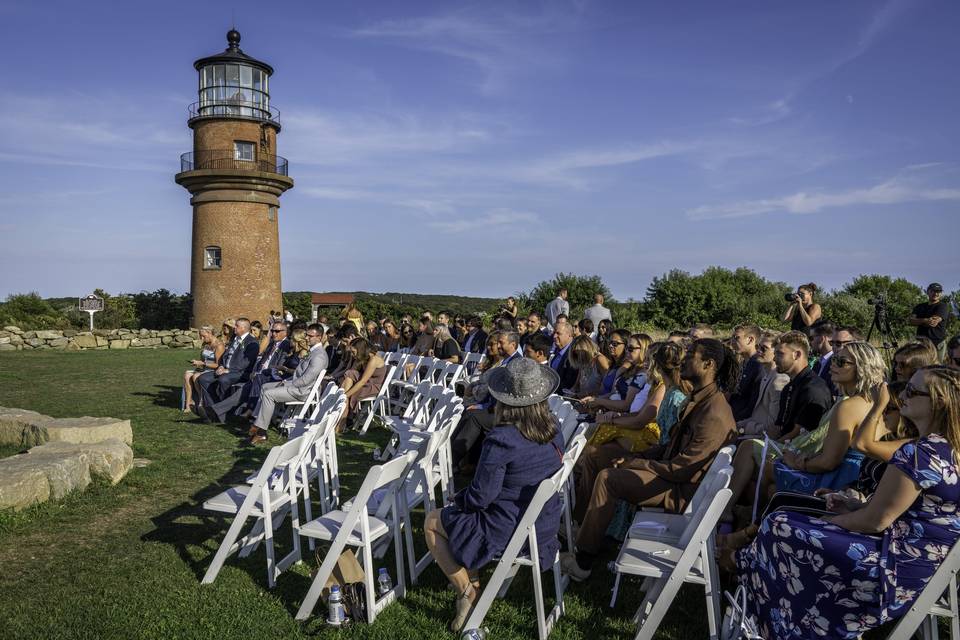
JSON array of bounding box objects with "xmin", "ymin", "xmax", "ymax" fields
[{"xmin": 694, "ymin": 338, "xmax": 741, "ymax": 392}]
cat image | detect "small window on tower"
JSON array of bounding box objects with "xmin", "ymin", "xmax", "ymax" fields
[
  {"xmin": 204, "ymin": 246, "xmax": 222, "ymax": 270},
  {"xmin": 234, "ymin": 141, "xmax": 255, "ymax": 162},
  {"xmin": 268, "ymin": 206, "xmax": 276, "ymax": 222}
]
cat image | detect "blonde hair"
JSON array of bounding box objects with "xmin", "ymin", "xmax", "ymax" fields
[
  {"xmin": 568, "ymin": 335, "xmax": 599, "ymax": 369},
  {"xmin": 839, "ymin": 341, "xmax": 888, "ymax": 398},
  {"xmin": 291, "ymin": 329, "xmax": 309, "ymax": 357},
  {"xmin": 923, "ymin": 366, "xmax": 960, "ymax": 452}
]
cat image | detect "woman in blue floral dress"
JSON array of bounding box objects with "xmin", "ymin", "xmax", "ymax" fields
[{"xmin": 736, "ymin": 366, "xmax": 960, "ymax": 639}]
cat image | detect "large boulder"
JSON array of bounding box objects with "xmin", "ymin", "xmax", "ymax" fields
[
  {"xmin": 35, "ymin": 416, "xmax": 133, "ymax": 447},
  {"xmin": 0, "ymin": 408, "xmax": 53, "ymax": 446},
  {"xmin": 0, "ymin": 446, "xmax": 91, "ymax": 509},
  {"xmin": 109, "ymin": 339, "xmax": 130, "ymax": 350},
  {"xmin": 35, "ymin": 330, "xmax": 61, "ymax": 340},
  {"xmin": 32, "ymin": 440, "xmax": 133, "ymax": 485},
  {"xmin": 48, "ymin": 337, "xmax": 69, "ymax": 348},
  {"xmin": 0, "ymin": 344, "xmax": 17, "ymax": 351},
  {"xmin": 72, "ymin": 333, "xmax": 98, "ymax": 349},
  {"xmin": 3, "ymin": 326, "xmax": 22, "ymax": 334}
]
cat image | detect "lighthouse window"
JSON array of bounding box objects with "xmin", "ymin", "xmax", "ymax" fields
[
  {"xmin": 204, "ymin": 246, "xmax": 222, "ymax": 270},
  {"xmin": 234, "ymin": 141, "xmax": 255, "ymax": 162}
]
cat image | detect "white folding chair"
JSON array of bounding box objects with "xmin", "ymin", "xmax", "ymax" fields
[
  {"xmin": 438, "ymin": 361, "xmax": 465, "ymax": 390},
  {"xmin": 887, "ymin": 537, "xmax": 960, "ymax": 640},
  {"xmin": 461, "ymin": 458, "xmax": 576, "ymax": 640},
  {"xmin": 355, "ymin": 364, "xmax": 397, "ymax": 434},
  {"xmin": 461, "ymin": 351, "xmax": 485, "ymax": 376},
  {"xmin": 294, "ymin": 451, "xmax": 419, "ymax": 623},
  {"xmin": 276, "ymin": 371, "xmax": 328, "ymax": 436},
  {"xmin": 559, "ymin": 430, "xmax": 588, "ymax": 554},
  {"xmin": 613, "ymin": 468, "xmax": 733, "ymax": 640},
  {"xmin": 201, "ymin": 435, "xmax": 308, "ymax": 587}
]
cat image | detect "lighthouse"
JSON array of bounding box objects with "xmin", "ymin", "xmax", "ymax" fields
[{"xmin": 176, "ymin": 29, "xmax": 293, "ymax": 329}]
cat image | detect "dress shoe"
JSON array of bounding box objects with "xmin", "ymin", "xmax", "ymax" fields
[{"xmin": 249, "ymin": 433, "xmax": 268, "ymax": 445}]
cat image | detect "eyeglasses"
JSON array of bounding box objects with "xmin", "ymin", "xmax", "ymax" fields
[
  {"xmin": 627, "ymin": 346, "xmax": 643, "ymax": 352},
  {"xmin": 832, "ymin": 355, "xmax": 853, "ymax": 368},
  {"xmin": 830, "ymin": 340, "xmax": 852, "ymax": 349},
  {"xmin": 904, "ymin": 383, "xmax": 931, "ymax": 399},
  {"xmin": 608, "ymin": 340, "xmax": 626, "ymax": 348}
]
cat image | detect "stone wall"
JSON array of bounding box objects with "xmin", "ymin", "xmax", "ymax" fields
[{"xmin": 0, "ymin": 326, "xmax": 201, "ymax": 352}]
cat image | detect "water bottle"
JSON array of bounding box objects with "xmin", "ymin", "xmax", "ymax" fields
[
  {"xmin": 461, "ymin": 628, "xmax": 488, "ymax": 640},
  {"xmin": 327, "ymin": 585, "xmax": 346, "ymax": 626},
  {"xmin": 377, "ymin": 567, "xmax": 393, "ymax": 596}
]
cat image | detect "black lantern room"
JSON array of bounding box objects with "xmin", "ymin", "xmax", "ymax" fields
[{"xmin": 191, "ymin": 30, "xmax": 277, "ymax": 123}]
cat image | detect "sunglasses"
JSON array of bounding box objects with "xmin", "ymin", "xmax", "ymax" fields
[
  {"xmin": 627, "ymin": 346, "xmax": 643, "ymax": 352},
  {"xmin": 608, "ymin": 340, "xmax": 626, "ymax": 348},
  {"xmin": 832, "ymin": 355, "xmax": 853, "ymax": 368},
  {"xmin": 830, "ymin": 340, "xmax": 852, "ymax": 349},
  {"xmin": 904, "ymin": 383, "xmax": 931, "ymax": 399},
  {"xmin": 270, "ymin": 329, "xmax": 285, "ymax": 333}
]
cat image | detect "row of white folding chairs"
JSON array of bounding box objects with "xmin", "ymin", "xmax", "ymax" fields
[
  {"xmin": 200, "ymin": 390, "xmax": 347, "ymax": 588},
  {"xmin": 275, "ymin": 368, "xmax": 328, "ymax": 436},
  {"xmin": 294, "ymin": 404, "xmax": 464, "ymax": 623},
  {"xmin": 386, "ymin": 354, "xmax": 463, "ymax": 409}
]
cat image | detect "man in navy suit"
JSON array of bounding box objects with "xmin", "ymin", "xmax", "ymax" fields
[
  {"xmin": 550, "ymin": 321, "xmax": 579, "ymax": 392},
  {"xmin": 461, "ymin": 316, "xmax": 488, "ymax": 354},
  {"xmin": 809, "ymin": 323, "xmax": 836, "ymax": 398},
  {"xmin": 196, "ymin": 317, "xmax": 260, "ymax": 419}
]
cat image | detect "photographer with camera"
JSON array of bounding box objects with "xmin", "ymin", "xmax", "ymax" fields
[
  {"xmin": 782, "ymin": 282, "xmax": 822, "ymax": 331},
  {"xmin": 908, "ymin": 282, "xmax": 950, "ymax": 361}
]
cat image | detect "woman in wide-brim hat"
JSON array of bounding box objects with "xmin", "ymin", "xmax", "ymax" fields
[{"xmin": 424, "ymin": 357, "xmax": 566, "ymax": 632}]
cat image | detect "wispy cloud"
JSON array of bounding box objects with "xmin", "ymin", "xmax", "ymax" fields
[
  {"xmin": 428, "ymin": 207, "xmax": 541, "ymax": 233},
  {"xmin": 687, "ymin": 167, "xmax": 960, "ymax": 219},
  {"xmin": 352, "ymin": 5, "xmax": 584, "ymax": 94}
]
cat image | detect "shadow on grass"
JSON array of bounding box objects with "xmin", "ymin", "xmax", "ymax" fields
[{"xmin": 131, "ymin": 384, "xmax": 183, "ymax": 409}]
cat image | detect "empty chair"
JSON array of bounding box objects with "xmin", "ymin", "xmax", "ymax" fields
[{"xmin": 294, "ymin": 451, "xmax": 419, "ymax": 623}]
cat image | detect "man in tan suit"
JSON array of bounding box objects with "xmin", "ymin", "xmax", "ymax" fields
[{"xmin": 562, "ymin": 338, "xmax": 738, "ymax": 580}]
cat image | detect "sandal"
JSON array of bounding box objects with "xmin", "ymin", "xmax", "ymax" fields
[
  {"xmin": 716, "ymin": 523, "xmax": 759, "ymax": 553},
  {"xmin": 450, "ymin": 583, "xmax": 478, "ymax": 633}
]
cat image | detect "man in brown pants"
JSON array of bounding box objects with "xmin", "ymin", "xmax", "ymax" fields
[{"xmin": 562, "ymin": 338, "xmax": 738, "ymax": 580}]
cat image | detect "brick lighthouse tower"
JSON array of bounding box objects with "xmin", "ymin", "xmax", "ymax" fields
[{"xmin": 176, "ymin": 29, "xmax": 293, "ymax": 329}]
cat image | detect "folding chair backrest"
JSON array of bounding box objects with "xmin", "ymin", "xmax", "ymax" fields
[
  {"xmin": 369, "ymin": 451, "xmax": 420, "ymax": 521},
  {"xmin": 676, "ymin": 468, "xmax": 732, "ymax": 549},
  {"xmin": 684, "ymin": 445, "xmax": 735, "ymax": 515},
  {"xmin": 560, "ymin": 413, "xmax": 580, "ymax": 446},
  {"xmin": 886, "ymin": 536, "xmax": 960, "ymax": 640},
  {"xmin": 294, "ymin": 370, "xmax": 328, "ymax": 419},
  {"xmin": 547, "ymin": 394, "xmax": 564, "ymax": 413},
  {"xmin": 307, "ymin": 382, "xmax": 341, "ymax": 421},
  {"xmin": 439, "ymin": 362, "xmax": 464, "ymax": 389},
  {"xmin": 563, "ymin": 433, "xmax": 587, "ymax": 468}
]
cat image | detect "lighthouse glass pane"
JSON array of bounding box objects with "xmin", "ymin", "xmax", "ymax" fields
[
  {"xmin": 238, "ymin": 66, "xmax": 252, "ymax": 115},
  {"xmin": 204, "ymin": 247, "xmax": 221, "ymax": 269},
  {"xmin": 234, "ymin": 141, "xmax": 255, "ymax": 162}
]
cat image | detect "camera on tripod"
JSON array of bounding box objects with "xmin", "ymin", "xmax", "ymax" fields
[{"xmin": 867, "ymin": 293, "xmax": 887, "ymax": 307}]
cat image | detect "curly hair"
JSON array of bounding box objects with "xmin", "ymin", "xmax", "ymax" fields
[{"xmin": 839, "ymin": 341, "xmax": 888, "ymax": 398}]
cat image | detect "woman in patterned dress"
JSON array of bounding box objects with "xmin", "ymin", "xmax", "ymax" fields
[{"xmin": 735, "ymin": 366, "xmax": 960, "ymax": 639}]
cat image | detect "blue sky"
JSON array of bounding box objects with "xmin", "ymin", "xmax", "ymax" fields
[{"xmin": 1, "ymin": 0, "xmax": 958, "ymax": 301}]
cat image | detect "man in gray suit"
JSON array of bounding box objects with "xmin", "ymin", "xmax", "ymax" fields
[
  {"xmin": 544, "ymin": 288, "xmax": 570, "ymax": 332},
  {"xmin": 248, "ymin": 324, "xmax": 329, "ymax": 444},
  {"xmin": 583, "ymin": 293, "xmax": 612, "ymax": 328}
]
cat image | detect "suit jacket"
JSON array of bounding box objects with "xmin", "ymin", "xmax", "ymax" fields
[
  {"xmin": 283, "ymin": 344, "xmax": 329, "ymax": 397},
  {"xmin": 544, "ymin": 297, "xmax": 569, "ymax": 329},
  {"xmin": 463, "ymin": 328, "xmax": 488, "ymax": 354},
  {"xmin": 583, "ymin": 304, "xmax": 612, "ymax": 327},
  {"xmin": 255, "ymin": 338, "xmax": 291, "ymax": 373},
  {"xmin": 814, "ymin": 352, "xmax": 838, "ymax": 398},
  {"xmin": 626, "ymin": 384, "xmax": 736, "ymax": 511},
  {"xmin": 223, "ymin": 333, "xmax": 260, "ymax": 382},
  {"xmin": 552, "ymin": 348, "xmax": 579, "ymax": 392}
]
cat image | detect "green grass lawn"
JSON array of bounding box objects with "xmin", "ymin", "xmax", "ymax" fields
[{"xmin": 0, "ymin": 349, "xmax": 716, "ymax": 639}]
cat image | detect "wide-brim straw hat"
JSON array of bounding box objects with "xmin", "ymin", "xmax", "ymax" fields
[{"xmin": 486, "ymin": 357, "xmax": 560, "ymax": 407}]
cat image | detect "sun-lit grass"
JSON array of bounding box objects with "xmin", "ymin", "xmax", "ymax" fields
[{"xmin": 0, "ymin": 349, "xmax": 723, "ymax": 639}]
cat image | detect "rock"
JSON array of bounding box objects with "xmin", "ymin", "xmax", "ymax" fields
[
  {"xmin": 42, "ymin": 416, "xmax": 134, "ymax": 446},
  {"xmin": 93, "ymin": 329, "xmax": 112, "ymax": 337},
  {"xmin": 95, "ymin": 336, "xmax": 109, "ymax": 347},
  {"xmin": 157, "ymin": 330, "xmax": 173, "ymax": 337},
  {"xmin": 0, "ymin": 445, "xmax": 90, "ymax": 509},
  {"xmin": 0, "ymin": 336, "xmax": 9, "ymax": 345},
  {"xmin": 131, "ymin": 337, "xmax": 162, "ymax": 348},
  {"xmin": 174, "ymin": 334, "xmax": 194, "ymax": 344},
  {"xmin": 35, "ymin": 440, "xmax": 133, "ymax": 485},
  {"xmin": 139, "ymin": 328, "xmax": 149, "ymax": 336},
  {"xmin": 109, "ymin": 340, "xmax": 130, "ymax": 350},
  {"xmin": 48, "ymin": 337, "xmax": 69, "ymax": 348},
  {"xmin": 3, "ymin": 326, "xmax": 22, "ymax": 334},
  {"xmin": 35, "ymin": 330, "xmax": 61, "ymax": 340},
  {"xmin": 161, "ymin": 336, "xmax": 174, "ymax": 345},
  {"xmin": 25, "ymin": 338, "xmax": 43, "ymax": 348},
  {"xmin": 35, "ymin": 344, "xmax": 51, "ymax": 350},
  {"xmin": 72, "ymin": 333, "xmax": 98, "ymax": 349},
  {"xmin": 65, "ymin": 342, "xmax": 81, "ymax": 352},
  {"xmin": 0, "ymin": 344, "xmax": 17, "ymax": 351},
  {"xmin": 62, "ymin": 330, "xmax": 77, "ymax": 338},
  {"xmin": 23, "ymin": 331, "xmax": 36, "ymax": 339}
]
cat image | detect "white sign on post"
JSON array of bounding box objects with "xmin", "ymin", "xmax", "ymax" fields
[{"xmin": 78, "ymin": 294, "xmax": 105, "ymax": 331}]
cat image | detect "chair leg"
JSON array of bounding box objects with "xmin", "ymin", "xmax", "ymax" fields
[
  {"xmin": 703, "ymin": 539, "xmax": 721, "ymax": 640},
  {"xmin": 610, "ymin": 571, "xmax": 622, "ymax": 608},
  {"xmin": 263, "ymin": 506, "xmax": 276, "ymax": 589},
  {"xmin": 362, "ymin": 536, "xmax": 378, "ymax": 624}
]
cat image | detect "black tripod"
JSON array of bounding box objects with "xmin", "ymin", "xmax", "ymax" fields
[{"xmin": 866, "ymin": 301, "xmax": 898, "ymax": 361}]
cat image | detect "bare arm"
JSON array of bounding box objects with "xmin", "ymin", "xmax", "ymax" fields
[
  {"xmin": 593, "ymin": 384, "xmax": 640, "ymax": 413},
  {"xmin": 825, "ymin": 465, "xmax": 920, "ymax": 533},
  {"xmin": 345, "ymin": 356, "xmax": 384, "ymax": 399},
  {"xmin": 802, "ymin": 397, "xmax": 865, "ymax": 473},
  {"xmin": 796, "ymin": 303, "xmax": 822, "ymax": 327},
  {"xmin": 782, "ymin": 303, "xmax": 797, "ymax": 323},
  {"xmin": 609, "ymin": 385, "xmax": 665, "ymax": 429}
]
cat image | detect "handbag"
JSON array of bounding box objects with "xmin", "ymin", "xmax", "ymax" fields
[
  {"xmin": 720, "ymin": 586, "xmax": 763, "ymax": 640},
  {"xmin": 773, "ymin": 449, "xmax": 864, "ymax": 494}
]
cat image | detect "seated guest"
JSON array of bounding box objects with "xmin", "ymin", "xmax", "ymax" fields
[
  {"xmin": 949, "ymin": 334, "xmax": 960, "ymax": 368},
  {"xmin": 516, "ymin": 318, "xmax": 528, "ymax": 337},
  {"xmin": 596, "ymin": 318, "xmax": 614, "ymax": 354},
  {"xmin": 412, "ymin": 318, "xmax": 435, "ymax": 355},
  {"xmin": 809, "ymin": 322, "xmax": 837, "ymax": 395},
  {"xmin": 462, "ymin": 331, "xmax": 503, "ymax": 406},
  {"xmin": 183, "ymin": 326, "xmax": 224, "ymax": 413},
  {"xmin": 688, "ymin": 323, "xmax": 714, "ymax": 340},
  {"xmin": 476, "ymin": 330, "xmax": 503, "ymax": 374},
  {"xmin": 568, "ymin": 335, "xmax": 608, "ymax": 398},
  {"xmin": 450, "ymin": 331, "xmax": 523, "ymax": 472},
  {"xmin": 339, "ymin": 338, "xmax": 388, "ymax": 431},
  {"xmin": 581, "ymin": 333, "xmax": 651, "ymax": 415},
  {"xmin": 595, "ymin": 328, "xmax": 630, "ymax": 394},
  {"xmin": 736, "ymin": 331, "xmax": 789, "ymax": 436},
  {"xmin": 207, "ymin": 321, "xmax": 294, "ymax": 422},
  {"xmin": 562, "ymin": 338, "xmax": 739, "ymax": 580},
  {"xmin": 523, "ymin": 331, "xmax": 553, "ymax": 365},
  {"xmin": 461, "ymin": 316, "xmax": 488, "ymax": 355},
  {"xmin": 424, "ymin": 358, "xmax": 563, "ymax": 632},
  {"xmin": 399, "ymin": 322, "xmax": 416, "ymax": 349},
  {"xmin": 652, "ymin": 342, "xmax": 690, "ymax": 445},
  {"xmin": 248, "ymin": 324, "xmax": 329, "ymax": 444},
  {"xmin": 722, "ymin": 340, "xmax": 885, "ymax": 527},
  {"xmin": 588, "ymin": 342, "xmax": 669, "ymax": 453},
  {"xmin": 326, "ymin": 324, "xmax": 359, "ymax": 382},
  {"xmin": 734, "ymin": 365, "xmax": 960, "ymax": 639},
  {"xmin": 892, "ymin": 340, "xmax": 940, "ymax": 382},
  {"xmin": 196, "ymin": 318, "xmax": 260, "ymax": 419},
  {"xmin": 577, "ymin": 318, "xmax": 594, "ymax": 340},
  {"xmin": 666, "ymin": 330, "xmax": 689, "ymax": 346},
  {"xmin": 378, "ymin": 319, "xmax": 401, "ymax": 352},
  {"xmin": 851, "ymin": 380, "xmax": 917, "ymax": 464},
  {"xmin": 250, "ymin": 320, "xmax": 270, "ymax": 355},
  {"xmin": 365, "ymin": 319, "xmax": 383, "ymax": 344},
  {"xmin": 728, "ymin": 324, "xmax": 764, "ymax": 420},
  {"xmin": 549, "ymin": 322, "xmax": 579, "ymax": 392},
  {"xmin": 520, "ymin": 312, "xmax": 544, "ymax": 348},
  {"xmin": 432, "ymin": 324, "xmax": 462, "ymax": 364}
]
